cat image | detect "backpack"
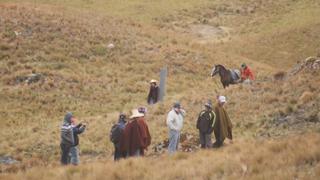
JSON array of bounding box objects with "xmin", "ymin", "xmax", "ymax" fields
[{"xmin": 110, "ymin": 124, "xmax": 123, "ymax": 144}]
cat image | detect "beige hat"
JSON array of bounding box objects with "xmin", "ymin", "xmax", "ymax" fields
[
  {"xmin": 130, "ymin": 109, "xmax": 145, "ymax": 119},
  {"xmin": 150, "ymin": 79, "xmax": 157, "ymax": 83},
  {"xmin": 218, "ymin": 96, "xmax": 227, "ymax": 103}
]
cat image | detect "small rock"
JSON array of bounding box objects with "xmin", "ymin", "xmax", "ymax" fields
[
  {"xmin": 15, "ymin": 76, "xmax": 28, "ymax": 84},
  {"xmin": 14, "ymin": 73, "xmax": 44, "ymax": 85},
  {"xmin": 23, "ymin": 27, "xmax": 33, "ymax": 37},
  {"xmin": 26, "ymin": 73, "xmax": 44, "ymax": 84},
  {"xmin": 14, "ymin": 31, "xmax": 21, "ymax": 36},
  {"xmin": 0, "ymin": 156, "xmax": 19, "ymax": 165},
  {"xmin": 107, "ymin": 43, "xmax": 115, "ymax": 49}
]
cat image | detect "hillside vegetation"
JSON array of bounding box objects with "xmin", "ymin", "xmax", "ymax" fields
[{"xmin": 0, "ymin": 0, "xmax": 320, "ymax": 179}]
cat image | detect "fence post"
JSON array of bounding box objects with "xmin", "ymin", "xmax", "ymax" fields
[{"xmin": 159, "ymin": 66, "xmax": 168, "ymax": 102}]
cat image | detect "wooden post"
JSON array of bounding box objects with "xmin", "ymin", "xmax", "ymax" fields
[{"xmin": 159, "ymin": 66, "xmax": 168, "ymax": 102}]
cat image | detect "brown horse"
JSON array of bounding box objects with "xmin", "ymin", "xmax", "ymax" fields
[{"xmin": 211, "ymin": 64, "xmax": 240, "ymax": 88}]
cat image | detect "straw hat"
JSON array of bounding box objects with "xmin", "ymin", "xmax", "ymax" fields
[
  {"xmin": 130, "ymin": 109, "xmax": 145, "ymax": 119},
  {"xmin": 150, "ymin": 79, "xmax": 157, "ymax": 83},
  {"xmin": 218, "ymin": 96, "xmax": 227, "ymax": 103}
]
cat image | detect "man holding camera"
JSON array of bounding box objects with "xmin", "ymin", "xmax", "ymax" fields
[{"xmin": 70, "ymin": 114, "xmax": 86, "ymax": 165}]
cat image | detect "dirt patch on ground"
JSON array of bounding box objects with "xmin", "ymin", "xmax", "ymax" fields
[{"xmin": 189, "ymin": 24, "xmax": 231, "ymax": 44}]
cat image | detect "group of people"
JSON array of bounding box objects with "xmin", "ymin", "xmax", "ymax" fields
[
  {"xmin": 59, "ymin": 96, "xmax": 232, "ymax": 164},
  {"xmin": 59, "ymin": 63, "xmax": 252, "ymax": 164},
  {"xmin": 197, "ymin": 96, "xmax": 232, "ymax": 148},
  {"xmin": 108, "ymin": 95, "xmax": 232, "ymax": 162}
]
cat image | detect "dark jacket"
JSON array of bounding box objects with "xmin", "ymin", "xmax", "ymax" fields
[
  {"xmin": 72, "ymin": 124, "xmax": 86, "ymax": 146},
  {"xmin": 114, "ymin": 118, "xmax": 127, "ymax": 148},
  {"xmin": 118, "ymin": 118, "xmax": 126, "ymax": 130},
  {"xmin": 196, "ymin": 110, "xmax": 216, "ymax": 134},
  {"xmin": 147, "ymin": 86, "xmax": 159, "ymax": 104}
]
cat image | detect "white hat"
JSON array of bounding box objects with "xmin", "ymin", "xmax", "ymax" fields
[
  {"xmin": 150, "ymin": 79, "xmax": 157, "ymax": 83},
  {"xmin": 218, "ymin": 96, "xmax": 227, "ymax": 103},
  {"xmin": 130, "ymin": 109, "xmax": 145, "ymax": 119}
]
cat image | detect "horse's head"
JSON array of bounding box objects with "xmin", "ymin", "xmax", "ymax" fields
[{"xmin": 211, "ymin": 65, "xmax": 220, "ymax": 77}]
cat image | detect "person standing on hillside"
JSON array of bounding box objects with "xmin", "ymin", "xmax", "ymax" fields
[
  {"xmin": 240, "ymin": 63, "xmax": 255, "ymax": 83},
  {"xmin": 60, "ymin": 112, "xmax": 74, "ymax": 165},
  {"xmin": 110, "ymin": 113, "xmax": 127, "ymax": 161},
  {"xmin": 70, "ymin": 117, "xmax": 86, "ymax": 165},
  {"xmin": 196, "ymin": 101, "xmax": 216, "ymax": 149},
  {"xmin": 166, "ymin": 102, "xmax": 186, "ymax": 154},
  {"xmin": 213, "ymin": 96, "xmax": 233, "ymax": 148},
  {"xmin": 120, "ymin": 109, "xmax": 151, "ymax": 157},
  {"xmin": 147, "ymin": 79, "xmax": 159, "ymax": 105}
]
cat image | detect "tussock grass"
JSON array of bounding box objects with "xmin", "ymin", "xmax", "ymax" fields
[{"xmin": 1, "ymin": 133, "xmax": 320, "ymax": 179}]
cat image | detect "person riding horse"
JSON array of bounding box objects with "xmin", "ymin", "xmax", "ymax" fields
[{"xmin": 211, "ymin": 64, "xmax": 241, "ymax": 88}]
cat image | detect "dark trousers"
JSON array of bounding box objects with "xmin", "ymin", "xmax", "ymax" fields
[
  {"xmin": 199, "ymin": 131, "xmax": 212, "ymax": 148},
  {"xmin": 60, "ymin": 143, "xmax": 71, "ymax": 165},
  {"xmin": 114, "ymin": 145, "xmax": 126, "ymax": 161}
]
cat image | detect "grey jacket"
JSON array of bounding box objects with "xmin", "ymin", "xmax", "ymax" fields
[{"xmin": 60, "ymin": 112, "xmax": 74, "ymax": 146}]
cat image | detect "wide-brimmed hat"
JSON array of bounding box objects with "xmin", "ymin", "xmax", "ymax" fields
[
  {"xmin": 150, "ymin": 79, "xmax": 157, "ymax": 84},
  {"xmin": 218, "ymin": 96, "xmax": 227, "ymax": 103},
  {"xmin": 130, "ymin": 109, "xmax": 145, "ymax": 119}
]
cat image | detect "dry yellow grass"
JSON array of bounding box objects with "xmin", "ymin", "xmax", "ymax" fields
[
  {"xmin": 0, "ymin": 0, "xmax": 320, "ymax": 179},
  {"xmin": 1, "ymin": 133, "xmax": 320, "ymax": 180}
]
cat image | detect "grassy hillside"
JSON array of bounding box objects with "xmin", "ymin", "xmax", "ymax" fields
[
  {"xmin": 0, "ymin": 0, "xmax": 212, "ymax": 22},
  {"xmin": 0, "ymin": 0, "xmax": 320, "ymax": 179}
]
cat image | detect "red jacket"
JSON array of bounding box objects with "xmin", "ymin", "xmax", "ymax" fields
[
  {"xmin": 120, "ymin": 118, "xmax": 151, "ymax": 156},
  {"xmin": 241, "ymin": 67, "xmax": 254, "ymax": 80}
]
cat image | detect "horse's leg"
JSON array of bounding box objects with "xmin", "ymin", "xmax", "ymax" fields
[
  {"xmin": 220, "ymin": 78, "xmax": 225, "ymax": 89},
  {"xmin": 222, "ymin": 81, "xmax": 227, "ymax": 89}
]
